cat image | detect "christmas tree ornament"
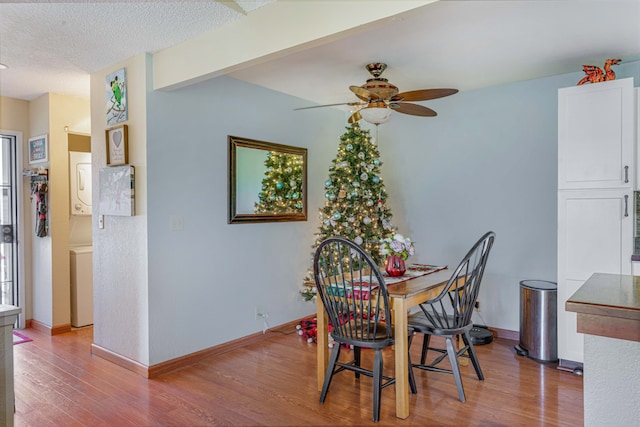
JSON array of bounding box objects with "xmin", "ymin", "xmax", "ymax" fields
[
  {"xmin": 372, "ymin": 176, "xmax": 380, "ymax": 183},
  {"xmin": 325, "ymin": 179, "xmax": 332, "ymax": 187},
  {"xmin": 338, "ymin": 188, "xmax": 346, "ymax": 198},
  {"xmin": 290, "ymin": 180, "xmax": 297, "ymax": 188},
  {"xmin": 285, "ymin": 167, "xmax": 292, "ymax": 173},
  {"xmin": 346, "ymin": 143, "xmax": 353, "ymax": 151},
  {"xmin": 367, "ymin": 200, "xmax": 374, "ymax": 206},
  {"xmin": 374, "ymin": 159, "xmax": 380, "ymax": 166},
  {"xmin": 333, "ymin": 212, "xmax": 341, "ymax": 220},
  {"xmin": 276, "ymin": 181, "xmax": 283, "ymax": 189},
  {"xmin": 354, "ymin": 236, "xmax": 363, "ymax": 245},
  {"xmin": 353, "ymin": 181, "xmax": 360, "ymax": 187},
  {"xmin": 360, "ymin": 172, "xmax": 368, "ymax": 181},
  {"xmin": 358, "ymin": 152, "xmax": 365, "ymax": 159},
  {"xmin": 363, "ymin": 217, "xmax": 371, "ymax": 225}
]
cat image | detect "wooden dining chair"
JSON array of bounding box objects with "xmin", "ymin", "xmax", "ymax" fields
[
  {"xmin": 408, "ymin": 231, "xmax": 495, "ymax": 403},
  {"xmin": 313, "ymin": 236, "xmax": 416, "ymax": 422}
]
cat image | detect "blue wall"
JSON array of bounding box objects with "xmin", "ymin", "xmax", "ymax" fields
[
  {"xmin": 378, "ymin": 61, "xmax": 640, "ymax": 330},
  {"xmin": 145, "ymin": 61, "xmax": 639, "ymax": 362},
  {"xmin": 146, "ymin": 76, "xmax": 346, "ymax": 363}
]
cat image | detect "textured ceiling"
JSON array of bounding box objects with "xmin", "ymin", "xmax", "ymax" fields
[
  {"xmin": 0, "ymin": 0, "xmax": 274, "ymax": 100},
  {"xmin": 0, "ymin": 0, "xmax": 639, "ymax": 105}
]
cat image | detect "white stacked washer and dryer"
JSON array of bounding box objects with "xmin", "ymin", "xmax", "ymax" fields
[{"xmin": 69, "ymin": 151, "xmax": 93, "ymax": 327}]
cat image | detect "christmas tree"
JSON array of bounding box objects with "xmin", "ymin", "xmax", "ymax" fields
[
  {"xmin": 254, "ymin": 151, "xmax": 304, "ymax": 214},
  {"xmin": 302, "ymin": 123, "xmax": 395, "ymax": 300}
]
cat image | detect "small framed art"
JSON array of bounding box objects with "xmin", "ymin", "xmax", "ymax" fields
[
  {"xmin": 99, "ymin": 165, "xmax": 135, "ymax": 216},
  {"xmin": 28, "ymin": 134, "xmax": 49, "ymax": 164},
  {"xmin": 106, "ymin": 67, "xmax": 127, "ymax": 125},
  {"xmin": 106, "ymin": 124, "xmax": 128, "ymax": 166}
]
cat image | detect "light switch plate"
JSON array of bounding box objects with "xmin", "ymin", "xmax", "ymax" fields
[{"xmin": 170, "ymin": 215, "xmax": 184, "ymax": 231}]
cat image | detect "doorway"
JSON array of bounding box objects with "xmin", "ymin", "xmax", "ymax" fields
[{"xmin": 0, "ymin": 133, "xmax": 25, "ymax": 327}]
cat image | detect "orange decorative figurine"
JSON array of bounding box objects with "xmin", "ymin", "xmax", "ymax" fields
[{"xmin": 577, "ymin": 58, "xmax": 621, "ymax": 85}]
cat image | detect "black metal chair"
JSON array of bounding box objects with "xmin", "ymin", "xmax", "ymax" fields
[
  {"xmin": 313, "ymin": 236, "xmax": 416, "ymax": 422},
  {"xmin": 408, "ymin": 231, "xmax": 495, "ymax": 403}
]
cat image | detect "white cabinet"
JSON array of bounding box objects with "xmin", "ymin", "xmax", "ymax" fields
[
  {"xmin": 557, "ymin": 77, "xmax": 636, "ymax": 365},
  {"xmin": 557, "ymin": 190, "xmax": 633, "ymax": 363},
  {"xmin": 558, "ymin": 78, "xmax": 634, "ymax": 190}
]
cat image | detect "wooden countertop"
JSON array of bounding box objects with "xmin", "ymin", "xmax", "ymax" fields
[{"xmin": 566, "ymin": 273, "xmax": 640, "ymax": 342}]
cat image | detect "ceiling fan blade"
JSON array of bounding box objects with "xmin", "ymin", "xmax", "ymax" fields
[
  {"xmin": 349, "ymin": 85, "xmax": 378, "ymax": 101},
  {"xmin": 392, "ymin": 88, "xmax": 458, "ymax": 102},
  {"xmin": 389, "ymin": 102, "xmax": 437, "ymax": 117},
  {"xmin": 294, "ymin": 102, "xmax": 362, "ymax": 111}
]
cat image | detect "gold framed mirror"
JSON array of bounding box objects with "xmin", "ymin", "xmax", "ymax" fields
[{"xmin": 228, "ymin": 135, "xmax": 308, "ymax": 224}]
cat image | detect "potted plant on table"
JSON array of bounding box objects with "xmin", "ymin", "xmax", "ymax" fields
[{"xmin": 379, "ymin": 233, "xmax": 415, "ymax": 277}]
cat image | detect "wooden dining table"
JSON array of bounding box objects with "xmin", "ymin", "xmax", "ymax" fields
[{"xmin": 315, "ymin": 267, "xmax": 452, "ymax": 419}]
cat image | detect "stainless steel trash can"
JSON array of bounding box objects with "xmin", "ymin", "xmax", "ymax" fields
[{"xmin": 515, "ymin": 280, "xmax": 558, "ymax": 362}]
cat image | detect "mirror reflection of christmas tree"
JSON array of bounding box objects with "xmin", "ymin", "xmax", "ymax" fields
[
  {"xmin": 254, "ymin": 151, "xmax": 304, "ymax": 214},
  {"xmin": 302, "ymin": 123, "xmax": 395, "ymax": 301}
]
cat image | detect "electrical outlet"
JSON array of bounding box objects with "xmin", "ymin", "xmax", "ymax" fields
[{"xmin": 475, "ymin": 300, "xmax": 481, "ymax": 311}]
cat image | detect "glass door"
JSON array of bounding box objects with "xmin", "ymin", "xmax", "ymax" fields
[{"xmin": 0, "ymin": 135, "xmax": 20, "ymax": 316}]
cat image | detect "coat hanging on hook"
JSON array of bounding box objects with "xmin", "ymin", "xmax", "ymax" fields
[{"xmin": 32, "ymin": 181, "xmax": 48, "ymax": 238}]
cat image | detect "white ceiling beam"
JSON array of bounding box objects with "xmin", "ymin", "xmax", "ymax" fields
[{"xmin": 152, "ymin": 0, "xmax": 436, "ymax": 91}]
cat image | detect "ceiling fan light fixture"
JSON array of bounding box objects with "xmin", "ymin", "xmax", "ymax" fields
[{"xmin": 360, "ymin": 105, "xmax": 391, "ymax": 125}]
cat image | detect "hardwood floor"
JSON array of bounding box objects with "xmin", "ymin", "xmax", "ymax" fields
[{"xmin": 13, "ymin": 325, "xmax": 583, "ymax": 426}]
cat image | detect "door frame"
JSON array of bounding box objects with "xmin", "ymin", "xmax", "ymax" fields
[{"xmin": 1, "ymin": 129, "xmax": 26, "ymax": 328}]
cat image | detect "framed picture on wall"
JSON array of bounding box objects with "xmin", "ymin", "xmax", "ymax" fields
[
  {"xmin": 106, "ymin": 67, "xmax": 128, "ymax": 125},
  {"xmin": 99, "ymin": 165, "xmax": 135, "ymax": 216},
  {"xmin": 105, "ymin": 124, "xmax": 128, "ymax": 166},
  {"xmin": 28, "ymin": 134, "xmax": 48, "ymax": 164}
]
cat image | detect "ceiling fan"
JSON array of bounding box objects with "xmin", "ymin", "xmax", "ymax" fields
[{"xmin": 295, "ymin": 62, "xmax": 458, "ymax": 124}]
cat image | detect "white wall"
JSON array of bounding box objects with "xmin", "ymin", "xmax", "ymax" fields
[
  {"xmin": 90, "ymin": 54, "xmax": 149, "ymax": 364},
  {"xmin": 28, "ymin": 95, "xmax": 52, "ymax": 326},
  {"xmin": 584, "ymin": 335, "xmax": 640, "ymax": 427},
  {"xmin": 146, "ymin": 75, "xmax": 346, "ymax": 364}
]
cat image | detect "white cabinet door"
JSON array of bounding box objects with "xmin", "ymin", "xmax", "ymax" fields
[
  {"xmin": 558, "ymin": 78, "xmax": 634, "ymax": 190},
  {"xmin": 557, "ymin": 189, "xmax": 633, "ymax": 363}
]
